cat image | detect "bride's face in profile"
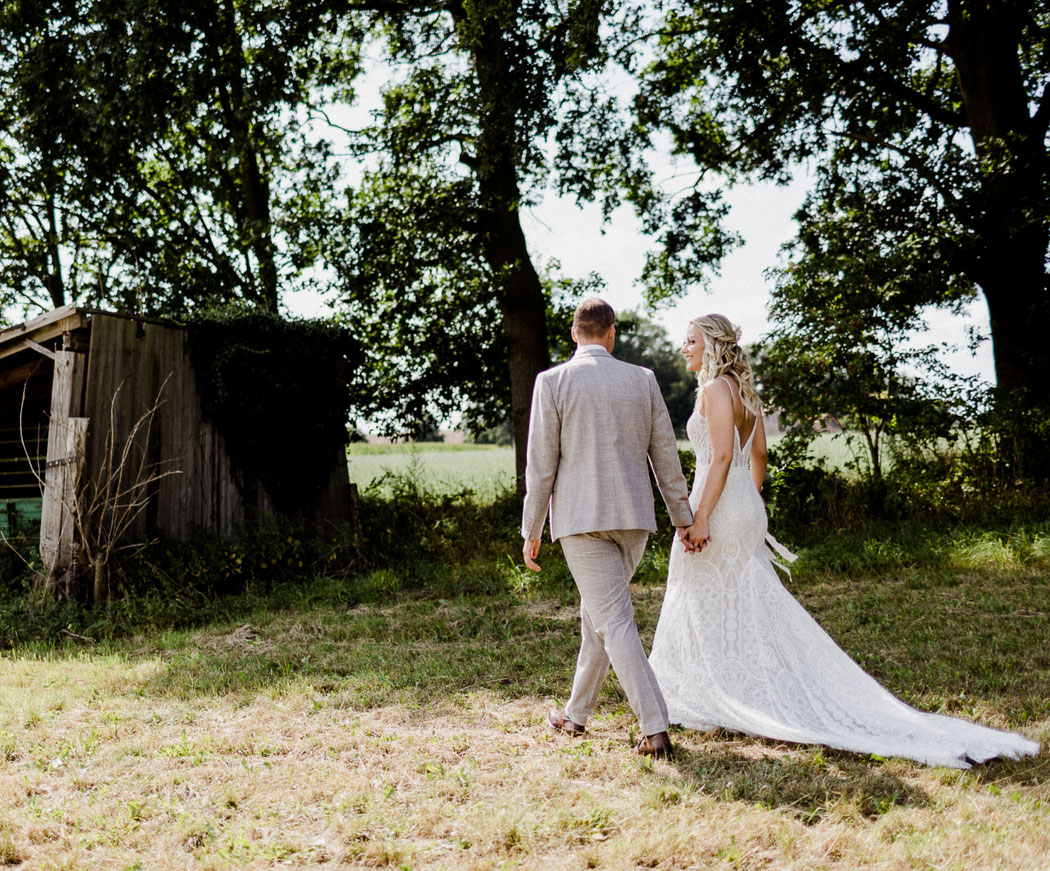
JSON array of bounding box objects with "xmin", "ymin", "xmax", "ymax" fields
[{"xmin": 682, "ymin": 325, "xmax": 704, "ymax": 373}]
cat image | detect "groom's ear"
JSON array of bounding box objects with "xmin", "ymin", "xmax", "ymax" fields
[{"xmin": 571, "ymin": 326, "xmax": 578, "ymax": 343}]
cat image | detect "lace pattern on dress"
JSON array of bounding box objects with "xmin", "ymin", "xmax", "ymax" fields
[{"xmin": 649, "ymin": 403, "xmax": 1039, "ymax": 768}]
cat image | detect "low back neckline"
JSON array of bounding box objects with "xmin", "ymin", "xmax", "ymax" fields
[{"xmin": 698, "ymin": 375, "xmax": 758, "ymax": 451}]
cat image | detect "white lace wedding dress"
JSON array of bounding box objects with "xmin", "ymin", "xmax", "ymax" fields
[{"xmin": 649, "ymin": 408, "xmax": 1040, "ymax": 768}]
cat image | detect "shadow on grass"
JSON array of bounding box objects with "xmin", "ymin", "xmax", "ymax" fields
[
  {"xmin": 668, "ymin": 740, "xmax": 931, "ymax": 823},
  {"xmin": 137, "ymin": 581, "xmax": 584, "ymax": 702},
  {"xmin": 124, "ymin": 561, "xmax": 1049, "ymax": 715},
  {"xmin": 969, "ymin": 753, "xmax": 1050, "ymax": 789}
]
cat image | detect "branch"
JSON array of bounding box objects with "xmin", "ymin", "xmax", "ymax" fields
[
  {"xmin": 105, "ymin": 145, "xmax": 230, "ymax": 277},
  {"xmin": 69, "ymin": 375, "xmax": 183, "ymax": 600},
  {"xmin": 342, "ymin": 0, "xmax": 447, "ymax": 16},
  {"xmin": 824, "ymin": 40, "xmax": 965, "ymax": 128},
  {"xmin": 827, "ymin": 127, "xmax": 963, "ymax": 209},
  {"xmin": 308, "ymin": 107, "xmax": 361, "ymax": 137},
  {"xmin": 768, "ymin": 14, "xmax": 967, "ymax": 129},
  {"xmin": 858, "ymin": 0, "xmax": 950, "ymax": 56},
  {"xmin": 60, "ymin": 629, "xmax": 96, "ymax": 644}
]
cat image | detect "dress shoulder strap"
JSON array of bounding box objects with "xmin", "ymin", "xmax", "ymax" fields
[
  {"xmin": 715, "ymin": 374, "xmax": 737, "ymax": 395},
  {"xmin": 716, "ymin": 375, "xmax": 759, "ymax": 450}
]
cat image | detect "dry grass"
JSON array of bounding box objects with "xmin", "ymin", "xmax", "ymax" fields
[{"xmin": 1, "ymin": 564, "xmax": 1048, "ymax": 870}]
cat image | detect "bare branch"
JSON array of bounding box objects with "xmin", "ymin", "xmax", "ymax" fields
[{"xmin": 308, "ymin": 107, "xmax": 362, "ymax": 137}]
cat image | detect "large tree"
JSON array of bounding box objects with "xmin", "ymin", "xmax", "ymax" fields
[
  {"xmin": 0, "ymin": 0, "xmax": 104, "ymax": 312},
  {"xmin": 332, "ymin": 0, "xmax": 736, "ymax": 486},
  {"xmin": 640, "ymin": 0, "xmax": 1050, "ymax": 408},
  {"xmin": 0, "ymin": 0, "xmax": 352, "ymax": 317}
]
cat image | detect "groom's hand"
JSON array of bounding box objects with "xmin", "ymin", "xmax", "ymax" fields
[
  {"xmin": 676, "ymin": 527, "xmax": 698, "ymax": 553},
  {"xmin": 523, "ymin": 539, "xmax": 542, "ymax": 572},
  {"xmin": 686, "ymin": 515, "xmax": 711, "ymax": 552}
]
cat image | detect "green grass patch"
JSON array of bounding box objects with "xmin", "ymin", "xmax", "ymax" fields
[
  {"xmin": 347, "ymin": 443, "xmax": 515, "ymax": 497},
  {"xmin": 347, "ymin": 441, "xmax": 509, "ymax": 455}
]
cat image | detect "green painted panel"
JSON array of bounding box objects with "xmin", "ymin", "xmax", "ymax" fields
[{"xmin": 0, "ymin": 498, "xmax": 43, "ymax": 536}]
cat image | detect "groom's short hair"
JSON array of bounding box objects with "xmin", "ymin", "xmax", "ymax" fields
[{"xmin": 573, "ymin": 298, "xmax": 615, "ymax": 338}]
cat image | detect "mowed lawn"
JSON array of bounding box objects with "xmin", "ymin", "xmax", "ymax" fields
[{"xmin": 1, "ymin": 528, "xmax": 1049, "ymax": 870}]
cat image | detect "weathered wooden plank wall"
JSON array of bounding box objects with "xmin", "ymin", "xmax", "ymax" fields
[
  {"xmin": 81, "ymin": 315, "xmax": 245, "ymax": 539},
  {"xmin": 78, "ymin": 313, "xmax": 351, "ymax": 543}
]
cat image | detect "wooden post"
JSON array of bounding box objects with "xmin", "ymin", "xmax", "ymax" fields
[
  {"xmin": 40, "ymin": 417, "xmax": 88, "ymax": 594},
  {"xmin": 60, "ymin": 418, "xmax": 87, "ymax": 599},
  {"xmin": 40, "ymin": 348, "xmax": 87, "ymax": 595},
  {"xmin": 348, "ymin": 481, "xmax": 362, "ymax": 559}
]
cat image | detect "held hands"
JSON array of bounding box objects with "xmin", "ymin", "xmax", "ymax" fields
[
  {"xmin": 527, "ymin": 524, "xmax": 708, "ymax": 568},
  {"xmin": 677, "ymin": 515, "xmax": 711, "ymax": 554}
]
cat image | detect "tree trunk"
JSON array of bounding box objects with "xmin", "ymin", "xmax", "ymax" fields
[
  {"xmin": 978, "ymin": 237, "xmax": 1050, "ymax": 408},
  {"xmin": 45, "ymin": 186, "xmax": 65, "ymax": 308},
  {"xmin": 468, "ymin": 5, "xmax": 551, "ymax": 492},
  {"xmin": 950, "ymin": 0, "xmax": 1050, "ymax": 405},
  {"xmin": 488, "ymin": 198, "xmax": 550, "ymax": 493},
  {"xmin": 473, "ymin": 154, "xmax": 550, "ymax": 492},
  {"xmin": 239, "ymin": 147, "xmax": 278, "ymax": 312}
]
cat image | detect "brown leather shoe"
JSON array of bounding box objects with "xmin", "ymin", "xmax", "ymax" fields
[
  {"xmin": 547, "ymin": 709, "xmax": 585, "ymax": 736},
  {"xmin": 635, "ymin": 731, "xmax": 673, "ymax": 758}
]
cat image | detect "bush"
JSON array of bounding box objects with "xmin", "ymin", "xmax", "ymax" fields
[
  {"xmin": 652, "ymin": 449, "xmax": 696, "ymax": 539},
  {"xmin": 0, "ymin": 464, "xmax": 534, "ymax": 646},
  {"xmin": 763, "ymin": 427, "xmax": 1050, "ymax": 545}
]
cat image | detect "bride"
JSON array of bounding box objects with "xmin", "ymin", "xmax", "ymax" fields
[{"xmin": 648, "ymin": 314, "xmax": 1039, "ymax": 768}]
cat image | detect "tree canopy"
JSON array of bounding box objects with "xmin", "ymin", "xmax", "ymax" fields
[
  {"xmin": 641, "ymin": 0, "xmax": 1050, "ymax": 410},
  {"xmin": 327, "ymin": 0, "xmax": 736, "ymax": 485},
  {"xmin": 3, "ymin": 0, "xmax": 1048, "ymax": 474},
  {"xmin": 0, "ymin": 0, "xmax": 353, "ymax": 317}
]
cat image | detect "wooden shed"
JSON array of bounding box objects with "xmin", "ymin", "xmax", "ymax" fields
[{"xmin": 0, "ymin": 306, "xmax": 353, "ymax": 596}]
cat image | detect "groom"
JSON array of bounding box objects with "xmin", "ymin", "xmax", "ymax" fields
[{"xmin": 521, "ymin": 298, "xmax": 695, "ymax": 757}]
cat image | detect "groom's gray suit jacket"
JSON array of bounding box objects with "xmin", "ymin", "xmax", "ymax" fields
[{"xmin": 521, "ymin": 344, "xmax": 693, "ymax": 542}]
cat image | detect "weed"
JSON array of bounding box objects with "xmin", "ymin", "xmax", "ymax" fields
[{"xmin": 0, "ymin": 822, "xmax": 22, "ymax": 866}]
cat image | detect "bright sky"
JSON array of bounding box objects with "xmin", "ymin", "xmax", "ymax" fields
[{"xmin": 520, "ymin": 175, "xmax": 997, "ymax": 384}]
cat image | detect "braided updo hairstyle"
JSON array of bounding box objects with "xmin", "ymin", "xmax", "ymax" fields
[{"xmin": 690, "ymin": 314, "xmax": 763, "ymax": 420}]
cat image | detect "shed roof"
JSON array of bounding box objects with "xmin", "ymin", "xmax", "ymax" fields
[
  {"xmin": 0, "ymin": 305, "xmax": 88, "ymax": 364},
  {"xmin": 0, "ymin": 307, "xmax": 188, "ymax": 368}
]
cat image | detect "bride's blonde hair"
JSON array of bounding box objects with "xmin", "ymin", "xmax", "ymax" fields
[{"xmin": 691, "ymin": 314, "xmax": 763, "ymax": 419}]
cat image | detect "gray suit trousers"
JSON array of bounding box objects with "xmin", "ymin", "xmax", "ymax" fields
[{"xmin": 560, "ymin": 529, "xmax": 669, "ymax": 736}]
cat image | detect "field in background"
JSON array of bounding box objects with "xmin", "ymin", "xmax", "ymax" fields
[
  {"xmin": 348, "ymin": 443, "xmax": 516, "ymax": 497},
  {"xmin": 347, "ymin": 433, "xmax": 864, "ymax": 497}
]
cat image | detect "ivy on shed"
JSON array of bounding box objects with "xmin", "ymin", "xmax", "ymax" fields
[{"xmin": 186, "ymin": 310, "xmax": 362, "ymax": 514}]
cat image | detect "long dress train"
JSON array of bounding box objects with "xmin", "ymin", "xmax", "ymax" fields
[{"xmin": 649, "ymin": 408, "xmax": 1040, "ymax": 769}]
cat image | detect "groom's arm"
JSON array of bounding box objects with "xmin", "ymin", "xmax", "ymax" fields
[
  {"xmin": 521, "ymin": 372, "xmax": 560, "ymax": 541},
  {"xmin": 646, "ymin": 372, "xmax": 693, "ymax": 528}
]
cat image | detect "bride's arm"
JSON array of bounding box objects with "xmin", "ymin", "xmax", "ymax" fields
[
  {"xmin": 750, "ymin": 415, "xmax": 768, "ymax": 494},
  {"xmin": 687, "ymin": 379, "xmax": 735, "ymax": 545}
]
